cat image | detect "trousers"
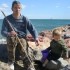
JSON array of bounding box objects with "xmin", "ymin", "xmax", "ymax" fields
[{"xmin": 7, "ymin": 36, "xmax": 30, "ymax": 69}]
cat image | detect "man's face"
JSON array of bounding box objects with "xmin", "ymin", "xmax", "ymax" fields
[{"xmin": 12, "ymin": 4, "xmax": 22, "ymax": 14}]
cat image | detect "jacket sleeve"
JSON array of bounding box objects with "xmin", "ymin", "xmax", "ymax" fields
[
  {"xmin": 25, "ymin": 17, "xmax": 38, "ymax": 40},
  {"xmin": 61, "ymin": 40, "xmax": 67, "ymax": 53},
  {"xmin": 61, "ymin": 39, "xmax": 68, "ymax": 58},
  {"xmin": 1, "ymin": 18, "xmax": 9, "ymax": 37}
]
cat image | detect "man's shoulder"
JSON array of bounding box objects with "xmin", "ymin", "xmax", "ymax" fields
[
  {"xmin": 4, "ymin": 14, "xmax": 12, "ymax": 20},
  {"xmin": 21, "ymin": 15, "xmax": 26, "ymax": 19},
  {"xmin": 3, "ymin": 14, "xmax": 12, "ymax": 21},
  {"xmin": 21, "ymin": 15, "xmax": 29, "ymax": 21}
]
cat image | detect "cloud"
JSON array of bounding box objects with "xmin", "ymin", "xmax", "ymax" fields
[
  {"xmin": 21, "ymin": 4, "xmax": 26, "ymax": 9},
  {"xmin": 56, "ymin": 6, "xmax": 60, "ymax": 8},
  {"xmin": 67, "ymin": 6, "xmax": 70, "ymax": 8},
  {"xmin": 2, "ymin": 3, "xmax": 9, "ymax": 8},
  {"xmin": 0, "ymin": 3, "xmax": 9, "ymax": 10},
  {"xmin": 0, "ymin": 7, "xmax": 5, "ymax": 10},
  {"xmin": 0, "ymin": 7, "xmax": 4, "ymax": 10}
]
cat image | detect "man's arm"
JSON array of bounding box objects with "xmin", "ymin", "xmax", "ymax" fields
[
  {"xmin": 25, "ymin": 17, "xmax": 39, "ymax": 45},
  {"xmin": 26, "ymin": 18, "xmax": 38, "ymax": 40}
]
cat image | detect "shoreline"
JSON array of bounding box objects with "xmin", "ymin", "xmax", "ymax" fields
[
  {"xmin": 0, "ymin": 25, "xmax": 70, "ymax": 48},
  {"xmin": 0, "ymin": 25, "xmax": 70, "ymax": 70}
]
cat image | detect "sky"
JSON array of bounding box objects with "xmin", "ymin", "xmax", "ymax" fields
[{"xmin": 0, "ymin": 0, "xmax": 70, "ymax": 19}]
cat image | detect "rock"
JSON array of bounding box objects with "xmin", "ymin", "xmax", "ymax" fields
[
  {"xmin": 0, "ymin": 44, "xmax": 8, "ymax": 62},
  {"xmin": 46, "ymin": 60, "xmax": 62, "ymax": 70},
  {"xmin": 65, "ymin": 38, "xmax": 70, "ymax": 48},
  {"xmin": 58, "ymin": 58, "xmax": 69, "ymax": 67},
  {"xmin": 45, "ymin": 58, "xmax": 70, "ymax": 70},
  {"xmin": 39, "ymin": 31, "xmax": 46, "ymax": 37},
  {"xmin": 0, "ymin": 61, "xmax": 11, "ymax": 70},
  {"xmin": 39, "ymin": 31, "xmax": 52, "ymax": 39},
  {"xmin": 60, "ymin": 65, "xmax": 70, "ymax": 70},
  {"xmin": 0, "ymin": 25, "xmax": 70, "ymax": 70}
]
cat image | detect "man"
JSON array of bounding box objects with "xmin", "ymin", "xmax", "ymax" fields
[{"xmin": 1, "ymin": 1, "xmax": 38, "ymax": 70}]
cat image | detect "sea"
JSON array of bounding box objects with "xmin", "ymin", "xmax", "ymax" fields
[{"xmin": 0, "ymin": 19, "xmax": 70, "ymax": 41}]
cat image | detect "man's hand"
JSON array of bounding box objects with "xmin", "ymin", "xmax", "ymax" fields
[
  {"xmin": 35, "ymin": 39, "xmax": 39, "ymax": 46},
  {"xmin": 8, "ymin": 31, "xmax": 17, "ymax": 36}
]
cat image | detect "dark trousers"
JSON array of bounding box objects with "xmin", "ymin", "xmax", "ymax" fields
[{"xmin": 47, "ymin": 52, "xmax": 61, "ymax": 61}]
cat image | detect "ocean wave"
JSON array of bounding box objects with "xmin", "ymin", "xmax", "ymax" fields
[{"xmin": 0, "ymin": 38, "xmax": 6, "ymax": 44}]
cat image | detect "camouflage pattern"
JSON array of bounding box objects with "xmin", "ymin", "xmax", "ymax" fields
[{"xmin": 7, "ymin": 36, "xmax": 30, "ymax": 69}]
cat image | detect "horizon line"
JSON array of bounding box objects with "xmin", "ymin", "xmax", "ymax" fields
[{"xmin": 0, "ymin": 18, "xmax": 70, "ymax": 20}]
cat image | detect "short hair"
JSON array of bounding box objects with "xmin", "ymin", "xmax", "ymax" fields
[
  {"xmin": 52, "ymin": 29, "xmax": 62, "ymax": 36},
  {"xmin": 12, "ymin": 1, "xmax": 21, "ymax": 8}
]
